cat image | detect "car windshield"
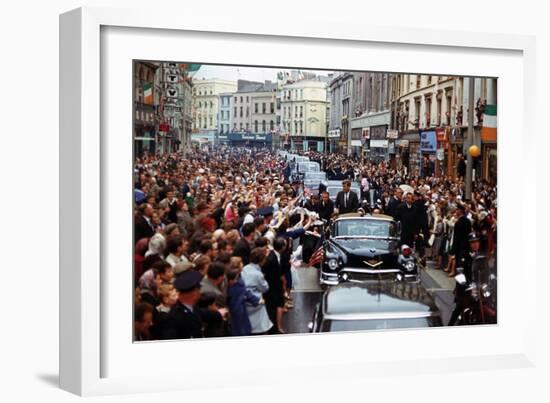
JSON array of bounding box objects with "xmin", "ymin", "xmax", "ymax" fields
[
  {"xmin": 336, "ymin": 219, "xmax": 394, "ymax": 237},
  {"xmin": 322, "ymin": 317, "xmax": 440, "ymax": 332}
]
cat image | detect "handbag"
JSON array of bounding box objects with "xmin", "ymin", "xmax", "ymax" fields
[{"xmin": 428, "ymin": 233, "xmax": 435, "ymax": 247}]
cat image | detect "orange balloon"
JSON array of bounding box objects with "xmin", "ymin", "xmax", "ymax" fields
[{"xmin": 469, "ymin": 145, "xmax": 481, "ymax": 158}]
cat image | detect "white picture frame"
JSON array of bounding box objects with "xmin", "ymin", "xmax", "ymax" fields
[{"xmin": 60, "ymin": 6, "xmax": 537, "ymax": 396}]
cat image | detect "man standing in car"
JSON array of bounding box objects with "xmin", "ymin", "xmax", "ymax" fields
[{"xmin": 335, "ymin": 180, "xmax": 359, "ymax": 215}]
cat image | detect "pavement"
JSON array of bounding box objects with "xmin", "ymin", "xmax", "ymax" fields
[{"xmin": 283, "ymin": 260, "xmax": 456, "ymax": 333}]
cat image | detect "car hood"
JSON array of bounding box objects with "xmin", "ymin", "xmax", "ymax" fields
[{"xmin": 331, "ymin": 238, "xmax": 392, "ymax": 258}]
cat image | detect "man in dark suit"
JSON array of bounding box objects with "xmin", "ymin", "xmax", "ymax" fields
[
  {"xmin": 395, "ymin": 192, "xmax": 419, "ymax": 247},
  {"xmin": 318, "ymin": 191, "xmax": 335, "ymax": 221},
  {"xmin": 233, "ymin": 223, "xmax": 255, "ymax": 265},
  {"xmin": 261, "ymin": 238, "xmax": 286, "ymax": 334},
  {"xmin": 450, "ymin": 204, "xmax": 472, "ymax": 276},
  {"xmin": 335, "ymin": 180, "xmax": 359, "ymax": 214},
  {"xmin": 386, "ymin": 188, "xmax": 403, "ymax": 219},
  {"xmin": 134, "ymin": 203, "xmax": 155, "ymax": 244}
]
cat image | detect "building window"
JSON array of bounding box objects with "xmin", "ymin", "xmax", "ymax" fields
[
  {"xmin": 262, "ymin": 103, "xmax": 266, "ymax": 113},
  {"xmin": 262, "ymin": 120, "xmax": 266, "ymax": 132},
  {"xmin": 300, "ymin": 89, "xmax": 303, "ymax": 99},
  {"xmin": 240, "ymin": 96, "xmax": 243, "ymax": 103},
  {"xmin": 240, "ymin": 123, "xmax": 243, "ymax": 131},
  {"xmin": 294, "ymin": 121, "xmax": 298, "ymax": 134},
  {"xmin": 428, "ymin": 76, "xmax": 432, "ymax": 85},
  {"xmin": 300, "ymin": 121, "xmax": 303, "ymax": 134},
  {"xmin": 246, "ymin": 123, "xmax": 249, "ymax": 131},
  {"xmin": 246, "ymin": 107, "xmax": 249, "ymax": 117},
  {"xmin": 254, "ymin": 120, "xmax": 258, "ymax": 132},
  {"xmin": 295, "ymin": 106, "xmax": 298, "ymax": 118},
  {"xmin": 199, "ymin": 102, "xmax": 202, "ymax": 108},
  {"xmin": 270, "ymin": 120, "xmax": 274, "ymax": 131},
  {"xmin": 240, "ymin": 106, "xmax": 243, "ymax": 117},
  {"xmin": 300, "ymin": 106, "xmax": 303, "ymax": 118},
  {"xmin": 246, "ymin": 96, "xmax": 249, "ymax": 102},
  {"xmin": 234, "ymin": 107, "xmax": 237, "ymax": 117},
  {"xmin": 255, "ymin": 103, "xmax": 258, "ymax": 113},
  {"xmin": 210, "ymin": 101, "xmax": 213, "ymax": 108},
  {"xmin": 270, "ymin": 102, "xmax": 274, "ymax": 113},
  {"xmin": 416, "ymin": 75, "xmax": 421, "ymax": 89}
]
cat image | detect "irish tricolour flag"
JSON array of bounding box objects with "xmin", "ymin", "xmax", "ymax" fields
[
  {"xmin": 481, "ymin": 104, "xmax": 497, "ymax": 141},
  {"xmin": 143, "ymin": 83, "xmax": 153, "ymax": 105}
]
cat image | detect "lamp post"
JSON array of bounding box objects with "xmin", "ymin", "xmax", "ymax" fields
[{"xmin": 465, "ymin": 77, "xmax": 475, "ymax": 201}]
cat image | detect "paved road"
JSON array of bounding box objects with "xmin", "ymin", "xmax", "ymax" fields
[{"xmin": 283, "ymin": 262, "xmax": 456, "ymax": 333}]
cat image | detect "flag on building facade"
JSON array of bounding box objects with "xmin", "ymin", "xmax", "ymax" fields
[
  {"xmin": 143, "ymin": 82, "xmax": 153, "ymax": 104},
  {"xmin": 481, "ymin": 104, "xmax": 497, "ymax": 141}
]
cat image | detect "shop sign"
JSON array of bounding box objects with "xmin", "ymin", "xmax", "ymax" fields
[
  {"xmin": 159, "ymin": 124, "xmax": 170, "ymax": 132},
  {"xmin": 436, "ymin": 148, "xmax": 445, "ymax": 160},
  {"xmin": 386, "ymin": 129, "xmax": 399, "ymax": 139},
  {"xmin": 328, "ymin": 129, "xmax": 341, "ymax": 138},
  {"xmin": 420, "ymin": 131, "xmax": 437, "ymax": 152},
  {"xmin": 351, "ymin": 140, "xmax": 362, "ymax": 146},
  {"xmin": 362, "ymin": 127, "xmax": 370, "ymax": 139},
  {"xmin": 370, "ymin": 139, "xmax": 389, "ymax": 148}
]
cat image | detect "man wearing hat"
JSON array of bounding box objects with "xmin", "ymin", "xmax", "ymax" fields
[{"xmin": 162, "ymin": 270, "xmax": 223, "ymax": 339}]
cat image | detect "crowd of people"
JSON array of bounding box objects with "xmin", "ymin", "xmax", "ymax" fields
[{"xmin": 133, "ymin": 146, "xmax": 497, "ymax": 340}]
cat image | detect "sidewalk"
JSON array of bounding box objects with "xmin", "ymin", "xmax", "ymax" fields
[{"xmin": 422, "ymin": 260, "xmax": 456, "ymax": 291}]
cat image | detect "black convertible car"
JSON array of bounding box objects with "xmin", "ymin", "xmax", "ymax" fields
[
  {"xmin": 320, "ymin": 214, "xmax": 419, "ymax": 286},
  {"xmin": 309, "ymin": 281, "xmax": 442, "ymax": 333}
]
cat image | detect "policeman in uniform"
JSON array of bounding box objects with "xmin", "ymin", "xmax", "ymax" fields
[{"xmin": 162, "ymin": 270, "xmax": 205, "ymax": 339}]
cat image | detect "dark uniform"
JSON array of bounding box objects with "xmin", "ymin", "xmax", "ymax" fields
[
  {"xmin": 162, "ymin": 301, "xmax": 203, "ymax": 339},
  {"xmin": 160, "ymin": 270, "xmax": 222, "ymax": 340}
]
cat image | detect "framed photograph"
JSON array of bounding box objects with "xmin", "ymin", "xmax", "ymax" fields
[{"xmin": 60, "ymin": 6, "xmax": 536, "ymax": 396}]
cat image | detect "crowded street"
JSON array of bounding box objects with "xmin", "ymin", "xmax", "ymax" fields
[
  {"xmin": 133, "ymin": 63, "xmax": 497, "ymax": 340},
  {"xmin": 133, "ymin": 146, "xmax": 497, "ymax": 340}
]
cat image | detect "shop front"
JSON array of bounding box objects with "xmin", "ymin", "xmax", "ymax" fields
[
  {"xmin": 134, "ymin": 123, "xmax": 156, "ymax": 157},
  {"xmin": 228, "ymin": 132, "xmax": 273, "ymax": 148},
  {"xmin": 369, "ymin": 125, "xmax": 389, "ymax": 163}
]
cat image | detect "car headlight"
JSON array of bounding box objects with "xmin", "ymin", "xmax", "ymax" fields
[
  {"xmin": 404, "ymin": 261, "xmax": 416, "ymax": 272},
  {"xmin": 328, "ymin": 259, "xmax": 339, "ymax": 270}
]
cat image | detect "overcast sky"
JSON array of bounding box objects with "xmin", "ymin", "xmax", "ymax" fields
[{"xmin": 192, "ymin": 64, "xmax": 334, "ymax": 82}]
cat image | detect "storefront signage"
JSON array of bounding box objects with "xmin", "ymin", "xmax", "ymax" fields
[
  {"xmin": 328, "ymin": 129, "xmax": 341, "ymax": 138},
  {"xmin": 159, "ymin": 124, "xmax": 170, "ymax": 132},
  {"xmin": 386, "ymin": 129, "xmax": 399, "ymax": 139},
  {"xmin": 420, "ymin": 131, "xmax": 437, "ymax": 152},
  {"xmin": 351, "ymin": 140, "xmax": 362, "ymax": 147},
  {"xmin": 370, "ymin": 139, "xmax": 389, "ymax": 148},
  {"xmin": 362, "ymin": 127, "xmax": 370, "ymax": 139},
  {"xmin": 436, "ymin": 148, "xmax": 445, "ymax": 160}
]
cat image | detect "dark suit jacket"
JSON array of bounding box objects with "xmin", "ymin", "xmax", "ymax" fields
[
  {"xmin": 233, "ymin": 238, "xmax": 252, "ymax": 266},
  {"xmin": 452, "ymin": 216, "xmax": 472, "ymax": 261},
  {"xmin": 318, "ymin": 199, "xmax": 335, "ymax": 221},
  {"xmin": 134, "ymin": 215, "xmax": 155, "ymax": 244},
  {"xmin": 261, "ymin": 251, "xmax": 284, "ymax": 307},
  {"xmin": 335, "ymin": 190, "xmax": 359, "ymax": 214}
]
